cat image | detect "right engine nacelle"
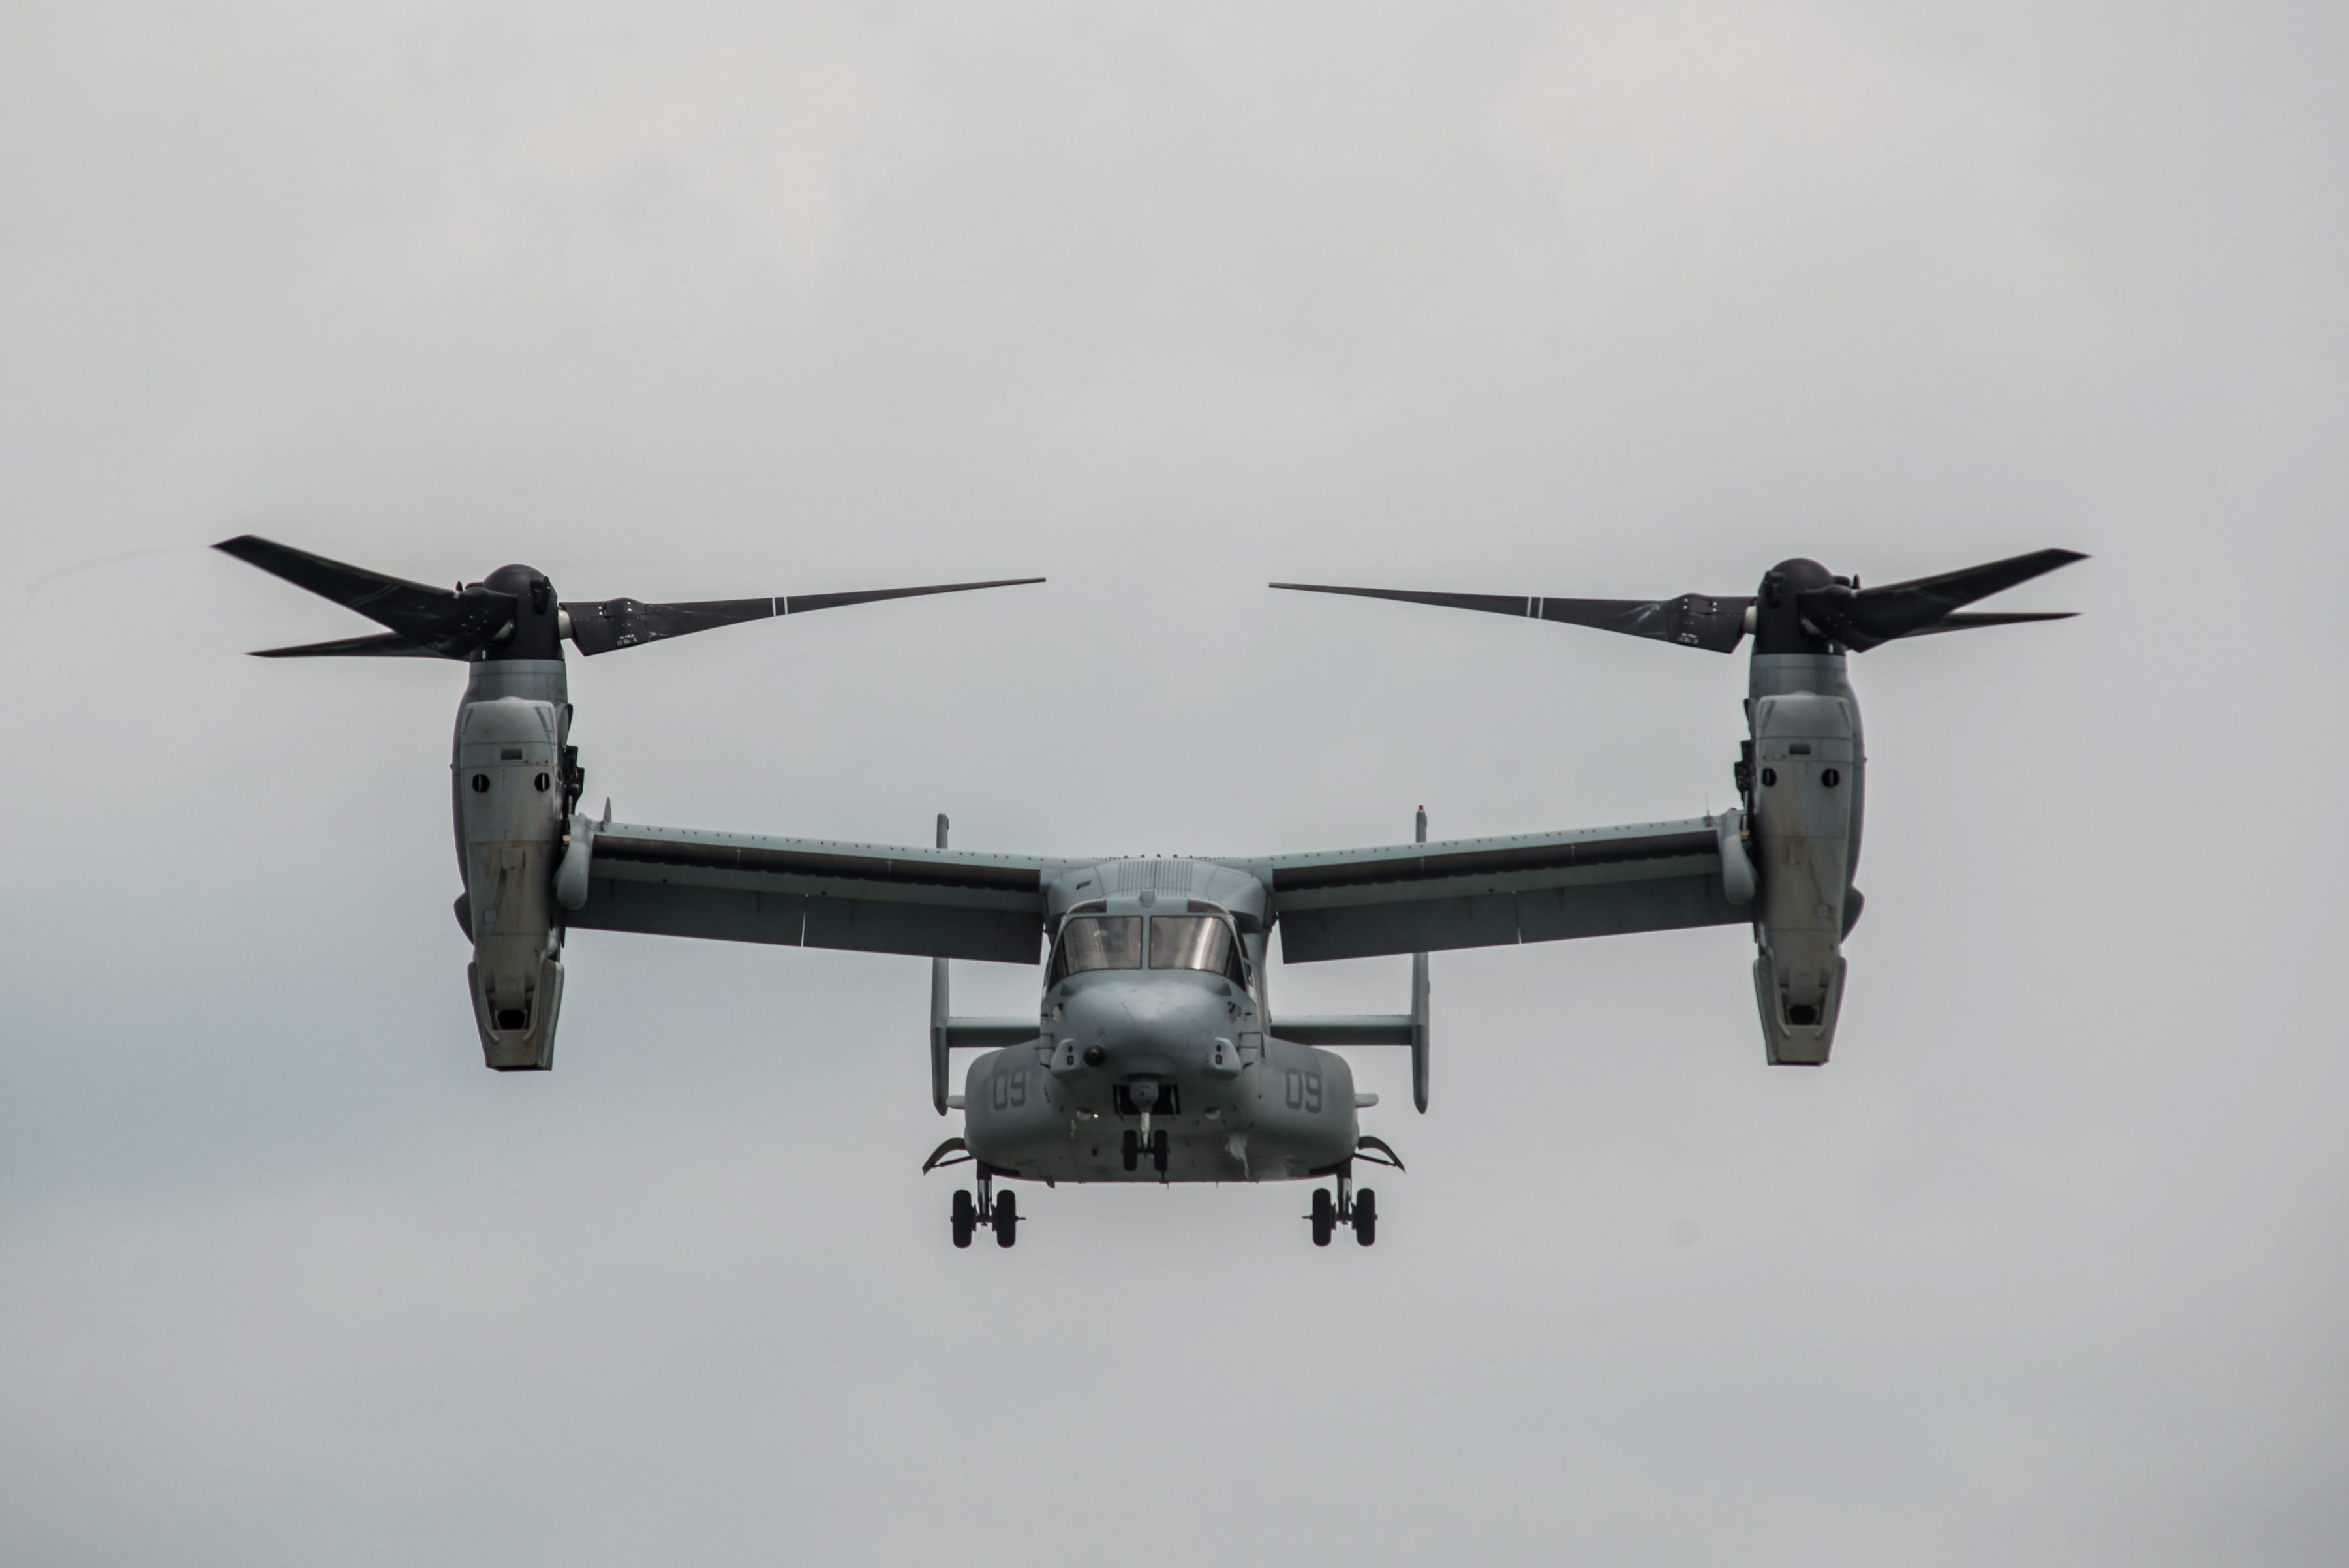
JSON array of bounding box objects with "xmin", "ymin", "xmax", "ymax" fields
[
  {"xmin": 1747, "ymin": 690, "xmax": 1858, "ymax": 1065},
  {"xmin": 454, "ymin": 692, "xmax": 567, "ymax": 1071}
]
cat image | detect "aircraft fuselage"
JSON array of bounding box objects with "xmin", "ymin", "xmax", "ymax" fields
[{"xmin": 962, "ymin": 889, "xmax": 1361, "ymax": 1184}]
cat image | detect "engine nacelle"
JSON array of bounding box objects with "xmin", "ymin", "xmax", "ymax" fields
[
  {"xmin": 1747, "ymin": 686, "xmax": 1858, "ymax": 1065},
  {"xmin": 454, "ymin": 690, "xmax": 567, "ymax": 1070}
]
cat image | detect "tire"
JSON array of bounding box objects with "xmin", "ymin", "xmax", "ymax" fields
[
  {"xmin": 1151, "ymin": 1129, "xmax": 1170, "ymax": 1173},
  {"xmin": 1353, "ymin": 1188, "xmax": 1377, "ymax": 1247},
  {"xmin": 1310, "ymin": 1188, "xmax": 1334, "ymax": 1247},
  {"xmin": 1121, "ymin": 1129, "xmax": 1139, "ymax": 1172},
  {"xmin": 993, "ymin": 1190, "xmax": 1019, "ymax": 1248},
  {"xmin": 951, "ymin": 1190, "xmax": 975, "ymax": 1249}
]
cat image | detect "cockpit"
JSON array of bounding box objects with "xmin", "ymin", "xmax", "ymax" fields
[{"xmin": 1045, "ymin": 901, "xmax": 1250, "ymax": 989}]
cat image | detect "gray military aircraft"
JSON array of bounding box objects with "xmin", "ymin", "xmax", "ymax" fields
[{"xmin": 220, "ymin": 536, "xmax": 2081, "ymax": 1250}]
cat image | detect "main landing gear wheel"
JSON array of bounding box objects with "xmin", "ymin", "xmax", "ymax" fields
[
  {"xmin": 1121, "ymin": 1129, "xmax": 1140, "ymax": 1172},
  {"xmin": 1151, "ymin": 1128, "xmax": 1170, "ymax": 1174},
  {"xmin": 951, "ymin": 1167, "xmax": 1020, "ymax": 1250},
  {"xmin": 1306, "ymin": 1161, "xmax": 1383, "ymax": 1248}
]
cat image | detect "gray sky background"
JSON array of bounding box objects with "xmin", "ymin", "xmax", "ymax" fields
[{"xmin": 3, "ymin": 2, "xmax": 2344, "ymax": 1563}]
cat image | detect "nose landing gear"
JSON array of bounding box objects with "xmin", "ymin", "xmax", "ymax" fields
[
  {"xmin": 949, "ymin": 1164, "xmax": 1022, "ymax": 1250},
  {"xmin": 1120, "ymin": 1126, "xmax": 1171, "ymax": 1176},
  {"xmin": 1306, "ymin": 1161, "xmax": 1379, "ymax": 1248}
]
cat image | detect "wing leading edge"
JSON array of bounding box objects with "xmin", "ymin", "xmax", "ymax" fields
[
  {"xmin": 1256, "ymin": 818, "xmax": 1746, "ymax": 962},
  {"xmin": 567, "ymin": 822, "xmax": 1071, "ymax": 963}
]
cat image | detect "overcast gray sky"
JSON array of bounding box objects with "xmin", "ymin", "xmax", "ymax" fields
[{"xmin": 3, "ymin": 2, "xmax": 2344, "ymax": 1563}]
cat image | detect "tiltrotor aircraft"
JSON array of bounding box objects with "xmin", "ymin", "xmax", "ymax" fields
[{"xmin": 219, "ymin": 536, "xmax": 2081, "ymax": 1250}]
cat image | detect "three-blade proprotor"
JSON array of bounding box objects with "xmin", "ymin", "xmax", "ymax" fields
[
  {"xmin": 1273, "ymin": 547, "xmax": 2082, "ymax": 656},
  {"xmin": 218, "ymin": 534, "xmax": 1045, "ymax": 660},
  {"xmin": 563, "ymin": 579, "xmax": 1046, "ymax": 656},
  {"xmin": 1792, "ymin": 547, "xmax": 2084, "ymax": 651},
  {"xmin": 217, "ymin": 535, "xmax": 517, "ymax": 658}
]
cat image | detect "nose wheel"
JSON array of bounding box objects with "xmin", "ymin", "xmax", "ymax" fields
[
  {"xmin": 950, "ymin": 1165, "xmax": 1021, "ymax": 1250},
  {"xmin": 1306, "ymin": 1162, "xmax": 1378, "ymax": 1248},
  {"xmin": 1120, "ymin": 1126, "xmax": 1171, "ymax": 1175}
]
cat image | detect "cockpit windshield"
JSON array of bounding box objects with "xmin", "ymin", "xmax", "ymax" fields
[
  {"xmin": 1148, "ymin": 915, "xmax": 1246, "ymax": 983},
  {"xmin": 1047, "ymin": 915, "xmax": 1143, "ymax": 987}
]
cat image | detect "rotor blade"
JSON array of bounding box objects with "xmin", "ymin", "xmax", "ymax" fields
[
  {"xmin": 215, "ymin": 535, "xmax": 516, "ymax": 657},
  {"xmin": 561, "ymin": 597, "xmax": 769, "ymax": 654},
  {"xmin": 1535, "ymin": 594, "xmax": 1753, "ymax": 652},
  {"xmin": 1270, "ymin": 583, "xmax": 1541, "ymax": 618},
  {"xmin": 248, "ymin": 631, "xmax": 451, "ymax": 658},
  {"xmin": 1894, "ymin": 611, "xmax": 2080, "ymax": 639},
  {"xmin": 1798, "ymin": 547, "xmax": 2085, "ymax": 650},
  {"xmin": 1271, "ymin": 583, "xmax": 1752, "ymax": 653},
  {"xmin": 781, "ymin": 577, "xmax": 1044, "ymax": 615},
  {"xmin": 562, "ymin": 578, "xmax": 1044, "ymax": 656}
]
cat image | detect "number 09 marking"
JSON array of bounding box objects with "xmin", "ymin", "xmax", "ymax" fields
[{"xmin": 1283, "ymin": 1069, "xmax": 1323, "ymax": 1115}]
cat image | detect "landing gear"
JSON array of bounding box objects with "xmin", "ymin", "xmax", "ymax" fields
[
  {"xmin": 1120, "ymin": 1126, "xmax": 1171, "ymax": 1175},
  {"xmin": 950, "ymin": 1165, "xmax": 1021, "ymax": 1250},
  {"xmin": 1305, "ymin": 1161, "xmax": 1379, "ymax": 1248}
]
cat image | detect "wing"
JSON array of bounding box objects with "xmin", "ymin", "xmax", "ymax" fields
[
  {"xmin": 1255, "ymin": 817, "xmax": 1747, "ymax": 962},
  {"xmin": 566, "ymin": 822, "xmax": 1074, "ymax": 963}
]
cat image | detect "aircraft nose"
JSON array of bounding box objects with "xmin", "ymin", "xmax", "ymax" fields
[{"xmin": 1058, "ymin": 978, "xmax": 1224, "ymax": 1062}]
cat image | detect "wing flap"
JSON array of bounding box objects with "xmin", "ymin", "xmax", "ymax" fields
[
  {"xmin": 570, "ymin": 880, "xmax": 809, "ymax": 945},
  {"xmin": 1265, "ymin": 820, "xmax": 1745, "ymax": 961},
  {"xmin": 568, "ymin": 823, "xmax": 1054, "ymax": 963}
]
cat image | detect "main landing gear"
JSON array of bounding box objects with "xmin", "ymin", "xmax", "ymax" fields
[
  {"xmin": 1308, "ymin": 1162, "xmax": 1377, "ymax": 1248},
  {"xmin": 951, "ymin": 1165, "xmax": 1019, "ymax": 1250}
]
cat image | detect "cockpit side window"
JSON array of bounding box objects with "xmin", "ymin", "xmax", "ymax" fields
[
  {"xmin": 1147, "ymin": 915, "xmax": 1246, "ymax": 983},
  {"xmin": 1047, "ymin": 915, "xmax": 1143, "ymax": 987}
]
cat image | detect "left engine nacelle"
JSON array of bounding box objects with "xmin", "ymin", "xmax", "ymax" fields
[
  {"xmin": 454, "ymin": 694, "xmax": 567, "ymax": 1070},
  {"xmin": 1746, "ymin": 686, "xmax": 1858, "ymax": 1066}
]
